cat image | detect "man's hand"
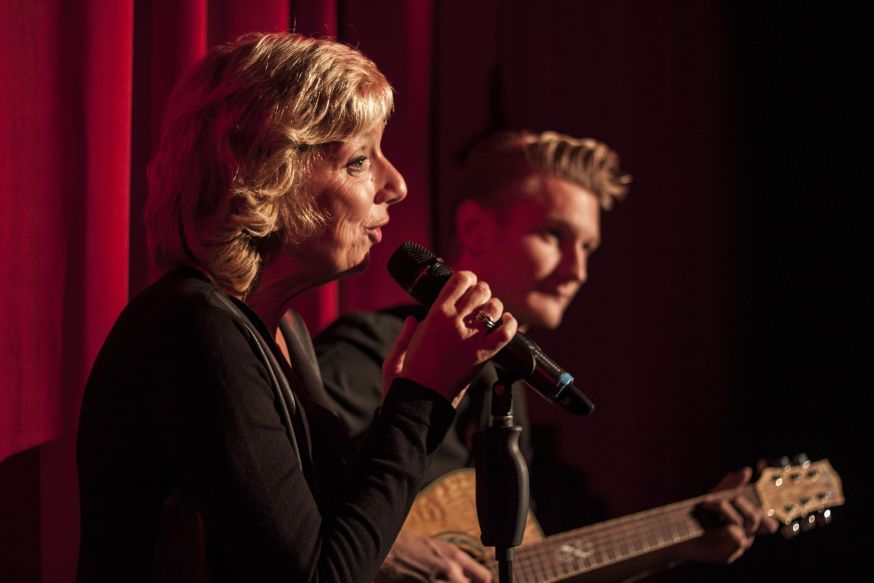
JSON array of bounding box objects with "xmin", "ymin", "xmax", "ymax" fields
[
  {"xmin": 677, "ymin": 467, "xmax": 779, "ymax": 564},
  {"xmin": 375, "ymin": 531, "xmax": 491, "ymax": 583}
]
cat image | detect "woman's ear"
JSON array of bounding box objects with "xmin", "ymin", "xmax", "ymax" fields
[{"xmin": 455, "ymin": 199, "xmax": 497, "ymax": 256}]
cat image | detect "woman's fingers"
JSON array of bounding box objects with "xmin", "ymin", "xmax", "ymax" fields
[
  {"xmin": 449, "ymin": 274, "xmax": 513, "ymax": 346},
  {"xmin": 397, "ymin": 271, "xmax": 516, "ymax": 404},
  {"xmin": 462, "ymin": 298, "xmax": 504, "ymax": 335},
  {"xmin": 486, "ymin": 311, "xmax": 516, "ymax": 346},
  {"xmin": 455, "ymin": 278, "xmax": 492, "ymax": 314},
  {"xmin": 431, "ymin": 271, "xmax": 479, "ymax": 311},
  {"xmin": 382, "ymin": 316, "xmax": 418, "ymax": 397},
  {"xmin": 448, "ymin": 272, "xmax": 506, "ymax": 337}
]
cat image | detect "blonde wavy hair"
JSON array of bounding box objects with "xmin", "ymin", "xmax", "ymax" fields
[
  {"xmin": 455, "ymin": 130, "xmax": 631, "ymax": 211},
  {"xmin": 146, "ymin": 33, "xmax": 393, "ymax": 295}
]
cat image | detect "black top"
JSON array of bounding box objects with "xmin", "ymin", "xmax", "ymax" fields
[
  {"xmin": 313, "ymin": 304, "xmax": 533, "ymax": 486},
  {"xmin": 76, "ymin": 268, "xmax": 455, "ymax": 582}
]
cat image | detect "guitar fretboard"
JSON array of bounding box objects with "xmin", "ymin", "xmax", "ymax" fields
[
  {"xmin": 496, "ymin": 485, "xmax": 756, "ymax": 583},
  {"xmin": 404, "ymin": 460, "xmax": 842, "ymax": 582}
]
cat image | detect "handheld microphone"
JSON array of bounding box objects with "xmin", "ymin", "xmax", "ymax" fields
[{"xmin": 388, "ymin": 242, "xmax": 594, "ymax": 415}]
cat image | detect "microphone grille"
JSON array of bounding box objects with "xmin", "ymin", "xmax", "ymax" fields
[
  {"xmin": 388, "ymin": 242, "xmax": 452, "ymax": 305},
  {"xmin": 392, "ymin": 240, "xmax": 434, "ymax": 265},
  {"xmin": 388, "ymin": 242, "xmax": 436, "ymax": 285}
]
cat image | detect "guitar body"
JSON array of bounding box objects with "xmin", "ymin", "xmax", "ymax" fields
[{"xmin": 401, "ymin": 468, "xmax": 544, "ymax": 556}]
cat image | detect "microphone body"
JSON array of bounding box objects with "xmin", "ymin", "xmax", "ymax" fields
[{"xmin": 388, "ymin": 242, "xmax": 594, "ymax": 415}]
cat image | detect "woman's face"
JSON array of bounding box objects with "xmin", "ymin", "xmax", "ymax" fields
[{"xmin": 295, "ymin": 124, "xmax": 407, "ymax": 277}]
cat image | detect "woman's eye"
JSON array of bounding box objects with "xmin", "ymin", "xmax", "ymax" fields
[{"xmin": 346, "ymin": 156, "xmax": 369, "ymax": 174}]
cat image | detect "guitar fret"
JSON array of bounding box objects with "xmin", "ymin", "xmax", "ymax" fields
[
  {"xmin": 538, "ymin": 491, "xmax": 779, "ymax": 578},
  {"xmin": 522, "ymin": 552, "xmax": 540, "ymax": 583},
  {"xmin": 524, "ymin": 495, "xmax": 713, "ymax": 578}
]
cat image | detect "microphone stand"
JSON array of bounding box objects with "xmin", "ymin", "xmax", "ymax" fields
[{"xmin": 472, "ymin": 366, "xmax": 529, "ymax": 583}]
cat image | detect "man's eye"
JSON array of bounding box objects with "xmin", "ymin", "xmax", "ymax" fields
[{"xmin": 540, "ymin": 229, "xmax": 561, "ymax": 244}]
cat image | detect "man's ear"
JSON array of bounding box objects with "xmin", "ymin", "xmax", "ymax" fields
[{"xmin": 455, "ymin": 200, "xmax": 497, "ymax": 256}]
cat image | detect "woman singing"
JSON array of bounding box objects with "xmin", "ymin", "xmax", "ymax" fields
[{"xmin": 76, "ymin": 32, "xmax": 513, "ymax": 583}]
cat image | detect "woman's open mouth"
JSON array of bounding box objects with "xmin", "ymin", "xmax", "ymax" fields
[{"xmin": 365, "ymin": 221, "xmax": 387, "ymax": 243}]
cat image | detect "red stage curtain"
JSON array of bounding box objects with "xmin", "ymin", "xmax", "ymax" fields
[
  {"xmin": 1, "ymin": 0, "xmax": 68, "ymax": 463},
  {"xmin": 1, "ymin": 0, "xmax": 135, "ymax": 579},
  {"xmin": 0, "ymin": 1, "xmax": 435, "ymax": 580},
  {"xmin": 1, "ymin": 0, "xmax": 135, "ymax": 463}
]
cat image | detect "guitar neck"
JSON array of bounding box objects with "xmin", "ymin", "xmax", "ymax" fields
[{"xmin": 505, "ymin": 485, "xmax": 757, "ymax": 583}]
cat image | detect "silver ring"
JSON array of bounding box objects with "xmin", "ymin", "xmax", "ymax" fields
[{"xmin": 473, "ymin": 310, "xmax": 498, "ymax": 331}]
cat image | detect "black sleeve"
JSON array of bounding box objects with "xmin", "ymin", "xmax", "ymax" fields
[{"xmin": 146, "ymin": 303, "xmax": 453, "ymax": 582}]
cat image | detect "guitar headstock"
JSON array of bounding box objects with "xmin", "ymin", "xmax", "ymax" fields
[{"xmin": 755, "ymin": 456, "xmax": 844, "ymax": 537}]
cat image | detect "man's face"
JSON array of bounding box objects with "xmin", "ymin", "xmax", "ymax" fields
[{"xmin": 462, "ymin": 173, "xmax": 601, "ymax": 330}]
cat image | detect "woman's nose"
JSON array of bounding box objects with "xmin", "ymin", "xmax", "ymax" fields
[{"xmin": 377, "ymin": 156, "xmax": 407, "ymax": 205}]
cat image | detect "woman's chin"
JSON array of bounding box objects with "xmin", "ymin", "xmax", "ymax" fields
[
  {"xmin": 351, "ymin": 252, "xmax": 371, "ymax": 274},
  {"xmin": 334, "ymin": 251, "xmax": 371, "ymax": 280}
]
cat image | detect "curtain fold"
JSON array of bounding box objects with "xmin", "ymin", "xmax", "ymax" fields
[
  {"xmin": 1, "ymin": 0, "xmax": 67, "ymax": 462},
  {"xmin": 1, "ymin": 0, "xmax": 134, "ymax": 460},
  {"xmin": 40, "ymin": 2, "xmax": 135, "ymax": 581},
  {"xmin": 129, "ymin": 0, "xmax": 209, "ymax": 297}
]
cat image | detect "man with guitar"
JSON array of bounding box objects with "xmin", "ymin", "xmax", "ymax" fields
[{"xmin": 312, "ymin": 130, "xmax": 780, "ymax": 582}]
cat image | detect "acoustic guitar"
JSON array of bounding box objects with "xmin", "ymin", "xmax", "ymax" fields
[{"xmin": 400, "ymin": 458, "xmax": 844, "ymax": 582}]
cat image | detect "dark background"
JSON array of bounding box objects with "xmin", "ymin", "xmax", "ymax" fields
[
  {"xmin": 512, "ymin": 3, "xmax": 872, "ymax": 581},
  {"xmin": 421, "ymin": 1, "xmax": 871, "ymax": 581}
]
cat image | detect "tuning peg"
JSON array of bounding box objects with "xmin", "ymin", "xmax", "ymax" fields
[
  {"xmin": 800, "ymin": 513, "xmax": 817, "ymax": 532},
  {"xmin": 780, "ymin": 520, "xmax": 802, "ymax": 539},
  {"xmin": 769, "ymin": 455, "xmax": 792, "ymax": 470},
  {"xmin": 815, "ymin": 509, "xmax": 833, "ymax": 527},
  {"xmin": 792, "ymin": 453, "xmax": 811, "ymax": 467}
]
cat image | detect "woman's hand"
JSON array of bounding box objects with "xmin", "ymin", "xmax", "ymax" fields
[
  {"xmin": 382, "ymin": 315, "xmax": 419, "ymax": 399},
  {"xmin": 387, "ymin": 271, "xmax": 517, "ymax": 406}
]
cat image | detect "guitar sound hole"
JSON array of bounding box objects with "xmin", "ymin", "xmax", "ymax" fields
[{"xmin": 433, "ymin": 531, "xmax": 486, "ymax": 562}]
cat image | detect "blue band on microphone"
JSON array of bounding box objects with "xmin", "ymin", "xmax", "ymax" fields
[{"xmin": 552, "ymin": 372, "xmax": 575, "ymax": 399}]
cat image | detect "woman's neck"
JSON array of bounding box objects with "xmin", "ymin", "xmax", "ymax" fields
[
  {"xmin": 246, "ymin": 279, "xmax": 306, "ymax": 333},
  {"xmin": 245, "ymin": 256, "xmax": 337, "ymax": 333}
]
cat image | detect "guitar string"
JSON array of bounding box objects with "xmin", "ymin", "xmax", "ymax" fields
[
  {"xmin": 495, "ymin": 496, "xmax": 707, "ymax": 580},
  {"xmin": 513, "ymin": 466, "xmax": 836, "ymax": 581},
  {"xmin": 514, "ymin": 502, "xmax": 701, "ymax": 582},
  {"xmin": 460, "ymin": 464, "xmax": 833, "ymax": 581},
  {"xmin": 516, "ymin": 494, "xmax": 727, "ymax": 578},
  {"xmin": 503, "ymin": 486, "xmax": 756, "ymax": 581},
  {"xmin": 496, "ymin": 501, "xmax": 698, "ymax": 582}
]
